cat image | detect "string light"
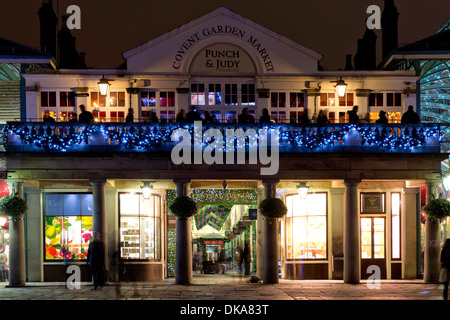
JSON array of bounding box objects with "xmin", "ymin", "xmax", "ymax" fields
[{"xmin": 3, "ymin": 123, "xmax": 442, "ymax": 153}]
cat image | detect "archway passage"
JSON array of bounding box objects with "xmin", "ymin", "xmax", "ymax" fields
[{"xmin": 167, "ymin": 189, "xmax": 258, "ymax": 281}]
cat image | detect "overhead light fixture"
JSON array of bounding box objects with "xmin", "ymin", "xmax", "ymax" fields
[
  {"xmin": 141, "ymin": 181, "xmax": 155, "ymax": 199},
  {"xmin": 333, "ymin": 77, "xmax": 347, "ymax": 98},
  {"xmin": 98, "ymin": 76, "xmax": 111, "ymax": 96},
  {"xmin": 296, "ymin": 182, "xmax": 309, "ymax": 199}
]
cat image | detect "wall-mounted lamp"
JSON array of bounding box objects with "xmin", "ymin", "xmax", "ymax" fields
[
  {"xmin": 332, "ymin": 77, "xmax": 348, "ymax": 98},
  {"xmin": 296, "ymin": 182, "xmax": 309, "ymax": 199},
  {"xmin": 98, "ymin": 76, "xmax": 111, "ymax": 96},
  {"xmin": 141, "ymin": 181, "xmax": 155, "ymax": 199}
]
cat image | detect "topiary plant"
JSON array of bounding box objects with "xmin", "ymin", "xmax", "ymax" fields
[
  {"xmin": 0, "ymin": 195, "xmax": 28, "ymax": 219},
  {"xmin": 169, "ymin": 196, "xmax": 199, "ymax": 218},
  {"xmin": 258, "ymin": 197, "xmax": 288, "ymax": 220},
  {"xmin": 423, "ymin": 197, "xmax": 450, "ymax": 223}
]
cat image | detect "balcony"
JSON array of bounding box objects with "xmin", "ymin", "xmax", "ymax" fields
[{"xmin": 1, "ymin": 121, "xmax": 444, "ymax": 154}]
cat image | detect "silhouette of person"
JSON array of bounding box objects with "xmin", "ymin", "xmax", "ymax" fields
[
  {"xmin": 238, "ymin": 108, "xmax": 255, "ymax": 124},
  {"xmin": 125, "ymin": 108, "xmax": 134, "ymax": 122},
  {"xmin": 243, "ymin": 242, "xmax": 251, "ymax": 275},
  {"xmin": 87, "ymin": 231, "xmax": 106, "ymax": 290},
  {"xmin": 259, "ymin": 108, "xmax": 271, "ymax": 123},
  {"xmin": 78, "ymin": 105, "xmax": 94, "ymax": 123},
  {"xmin": 43, "ymin": 111, "xmax": 55, "ymax": 122},
  {"xmin": 176, "ymin": 109, "xmax": 186, "ymax": 122},
  {"xmin": 347, "ymin": 105, "xmax": 360, "ymax": 124},
  {"xmin": 317, "ymin": 110, "xmax": 329, "ymax": 124},
  {"xmin": 401, "ymin": 105, "xmax": 420, "ymax": 124},
  {"xmin": 376, "ymin": 110, "xmax": 388, "ymax": 124},
  {"xmin": 440, "ymin": 238, "xmax": 450, "ymax": 300}
]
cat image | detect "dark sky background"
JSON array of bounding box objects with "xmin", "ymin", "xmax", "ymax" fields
[{"xmin": 1, "ymin": 0, "xmax": 449, "ymax": 70}]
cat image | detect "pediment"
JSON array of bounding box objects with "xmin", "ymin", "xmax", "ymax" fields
[{"xmin": 123, "ymin": 7, "xmax": 322, "ymax": 75}]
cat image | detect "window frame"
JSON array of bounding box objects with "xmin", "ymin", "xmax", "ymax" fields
[{"xmin": 284, "ymin": 192, "xmax": 328, "ymax": 261}]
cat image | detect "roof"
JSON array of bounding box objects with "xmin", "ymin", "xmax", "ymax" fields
[{"xmin": 0, "ymin": 36, "xmax": 55, "ymax": 66}]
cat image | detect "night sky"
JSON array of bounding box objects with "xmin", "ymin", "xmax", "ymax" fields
[{"xmin": 1, "ymin": 0, "xmax": 449, "ymax": 70}]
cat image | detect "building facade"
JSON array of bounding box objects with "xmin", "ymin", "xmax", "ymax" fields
[{"xmin": 2, "ymin": 7, "xmax": 448, "ymax": 283}]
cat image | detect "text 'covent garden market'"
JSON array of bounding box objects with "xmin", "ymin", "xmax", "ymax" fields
[{"xmin": 0, "ymin": 3, "xmax": 449, "ymax": 286}]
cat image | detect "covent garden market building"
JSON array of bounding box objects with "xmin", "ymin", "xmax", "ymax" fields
[{"xmin": 0, "ymin": 7, "xmax": 449, "ymax": 285}]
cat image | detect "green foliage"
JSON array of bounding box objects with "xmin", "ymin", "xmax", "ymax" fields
[
  {"xmin": 169, "ymin": 196, "xmax": 199, "ymax": 218},
  {"xmin": 0, "ymin": 195, "xmax": 28, "ymax": 218},
  {"xmin": 423, "ymin": 197, "xmax": 450, "ymax": 222},
  {"xmin": 258, "ymin": 197, "xmax": 288, "ymax": 220}
]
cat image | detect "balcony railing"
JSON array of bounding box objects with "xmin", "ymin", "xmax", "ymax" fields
[{"xmin": 1, "ymin": 121, "xmax": 444, "ymax": 154}]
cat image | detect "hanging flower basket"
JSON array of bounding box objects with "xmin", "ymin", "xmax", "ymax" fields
[
  {"xmin": 423, "ymin": 197, "xmax": 450, "ymax": 223},
  {"xmin": 0, "ymin": 195, "xmax": 28, "ymax": 219},
  {"xmin": 258, "ymin": 197, "xmax": 288, "ymax": 220},
  {"xmin": 169, "ymin": 196, "xmax": 199, "ymax": 218}
]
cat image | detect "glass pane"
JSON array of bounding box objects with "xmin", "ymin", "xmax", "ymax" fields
[
  {"xmin": 361, "ymin": 218, "xmax": 372, "ymax": 259},
  {"xmin": 45, "ymin": 215, "xmax": 64, "ymax": 260},
  {"xmin": 110, "ymin": 92, "xmax": 118, "ymax": 106},
  {"xmin": 373, "ymin": 218, "xmax": 385, "ymax": 258},
  {"xmin": 46, "ymin": 194, "xmax": 63, "ymax": 216},
  {"xmin": 392, "ymin": 193, "xmax": 401, "ymax": 259},
  {"xmin": 60, "ymin": 92, "xmax": 67, "ymax": 107},
  {"xmin": 41, "ymin": 92, "xmax": 48, "ymax": 107},
  {"xmin": 81, "ymin": 194, "xmax": 93, "ymax": 216},
  {"xmin": 328, "ymin": 93, "xmax": 335, "ymax": 106},
  {"xmin": 118, "ymin": 92, "xmax": 126, "ymax": 107},
  {"xmin": 286, "ymin": 217, "xmax": 293, "ymax": 259},
  {"xmin": 120, "ymin": 194, "xmax": 140, "ymax": 215},
  {"xmin": 293, "ymin": 216, "xmax": 307, "ymax": 258},
  {"xmin": 160, "ymin": 92, "xmax": 167, "ymax": 107},
  {"xmin": 63, "ymin": 194, "xmax": 81, "ymax": 216},
  {"xmin": 120, "ymin": 217, "xmax": 140, "ymax": 259}
]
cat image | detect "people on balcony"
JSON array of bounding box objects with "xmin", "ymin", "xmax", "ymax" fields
[
  {"xmin": 78, "ymin": 105, "xmax": 94, "ymax": 123},
  {"xmin": 186, "ymin": 107, "xmax": 201, "ymax": 122},
  {"xmin": 259, "ymin": 108, "xmax": 271, "ymax": 123},
  {"xmin": 317, "ymin": 110, "xmax": 329, "ymax": 124},
  {"xmin": 125, "ymin": 108, "xmax": 134, "ymax": 123},
  {"xmin": 401, "ymin": 105, "xmax": 420, "ymax": 124},
  {"xmin": 238, "ymin": 108, "xmax": 255, "ymax": 124},
  {"xmin": 69, "ymin": 112, "xmax": 78, "ymax": 123},
  {"xmin": 203, "ymin": 110, "xmax": 215, "ymax": 124},
  {"xmin": 376, "ymin": 110, "xmax": 388, "ymax": 124},
  {"xmin": 43, "ymin": 111, "xmax": 55, "ymax": 122},
  {"xmin": 176, "ymin": 109, "xmax": 186, "ymax": 122},
  {"xmin": 348, "ymin": 105, "xmax": 360, "ymax": 124},
  {"xmin": 145, "ymin": 110, "xmax": 159, "ymax": 123}
]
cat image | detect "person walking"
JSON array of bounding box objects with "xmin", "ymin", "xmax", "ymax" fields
[
  {"xmin": 87, "ymin": 231, "xmax": 106, "ymax": 290},
  {"xmin": 235, "ymin": 245, "xmax": 243, "ymax": 273},
  {"xmin": 440, "ymin": 238, "xmax": 450, "ymax": 300},
  {"xmin": 347, "ymin": 105, "xmax": 360, "ymax": 124}
]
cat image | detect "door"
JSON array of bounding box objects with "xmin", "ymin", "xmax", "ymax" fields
[{"xmin": 360, "ymin": 217, "xmax": 386, "ymax": 279}]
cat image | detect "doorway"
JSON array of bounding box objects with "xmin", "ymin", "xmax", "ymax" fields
[{"xmin": 360, "ymin": 217, "xmax": 386, "ymax": 279}]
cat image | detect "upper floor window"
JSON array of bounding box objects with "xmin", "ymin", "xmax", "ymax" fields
[
  {"xmin": 241, "ymin": 84, "xmax": 255, "ymax": 105},
  {"xmin": 191, "ymin": 84, "xmax": 206, "ymax": 106},
  {"xmin": 141, "ymin": 91, "xmax": 157, "ymax": 107},
  {"xmin": 320, "ymin": 93, "xmax": 335, "ymax": 107},
  {"xmin": 59, "ymin": 91, "xmax": 75, "ymax": 107},
  {"xmin": 41, "ymin": 91, "xmax": 57, "ymax": 107},
  {"xmin": 109, "ymin": 92, "xmax": 126, "ymax": 107}
]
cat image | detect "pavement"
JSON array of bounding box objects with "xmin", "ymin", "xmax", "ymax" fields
[{"xmin": 0, "ymin": 273, "xmax": 446, "ymax": 318}]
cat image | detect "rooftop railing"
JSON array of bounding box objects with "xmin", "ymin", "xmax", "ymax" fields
[{"xmin": 1, "ymin": 121, "xmax": 444, "ymax": 154}]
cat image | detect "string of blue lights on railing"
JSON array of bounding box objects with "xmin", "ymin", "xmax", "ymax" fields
[{"xmin": 2, "ymin": 122, "xmax": 444, "ymax": 153}]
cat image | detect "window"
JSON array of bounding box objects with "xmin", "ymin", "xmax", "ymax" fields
[
  {"xmin": 141, "ymin": 91, "xmax": 157, "ymax": 107},
  {"xmin": 285, "ymin": 193, "xmax": 327, "ymax": 260},
  {"xmin": 41, "ymin": 91, "xmax": 57, "ymax": 107},
  {"xmin": 208, "ymin": 84, "xmax": 222, "ymax": 105},
  {"xmin": 391, "ymin": 193, "xmax": 401, "ymax": 260},
  {"xmin": 44, "ymin": 193, "xmax": 93, "ymax": 261},
  {"xmin": 241, "ymin": 84, "xmax": 255, "ymax": 105},
  {"xmin": 369, "ymin": 93, "xmax": 384, "ymax": 107},
  {"xmin": 271, "ymin": 92, "xmax": 286, "ymax": 108},
  {"xmin": 387, "ymin": 93, "xmax": 402, "ymax": 107},
  {"xmin": 290, "ymin": 92, "xmax": 305, "ymax": 109},
  {"xmin": 91, "ymin": 91, "xmax": 106, "ymax": 108},
  {"xmin": 60, "ymin": 91, "xmax": 75, "ymax": 107},
  {"xmin": 109, "ymin": 92, "xmax": 126, "ymax": 107},
  {"xmin": 225, "ymin": 84, "xmax": 238, "ymax": 105},
  {"xmin": 110, "ymin": 111, "xmax": 125, "ymax": 122},
  {"xmin": 160, "ymin": 91, "xmax": 175, "ymax": 108},
  {"xmin": 92, "ymin": 111, "xmax": 106, "ymax": 122},
  {"xmin": 191, "ymin": 84, "xmax": 206, "ymax": 106},
  {"xmin": 339, "ymin": 93, "xmax": 354, "ymax": 107},
  {"xmin": 119, "ymin": 193, "xmax": 161, "ymax": 261},
  {"xmin": 320, "ymin": 93, "xmax": 335, "ymax": 107}
]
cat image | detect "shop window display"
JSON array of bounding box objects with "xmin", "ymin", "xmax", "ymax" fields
[
  {"xmin": 285, "ymin": 193, "xmax": 327, "ymax": 260},
  {"xmin": 44, "ymin": 194, "xmax": 93, "ymax": 261},
  {"xmin": 119, "ymin": 193, "xmax": 161, "ymax": 261}
]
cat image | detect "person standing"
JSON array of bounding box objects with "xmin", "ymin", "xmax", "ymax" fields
[
  {"xmin": 347, "ymin": 105, "xmax": 360, "ymax": 124},
  {"xmin": 440, "ymin": 238, "xmax": 450, "ymax": 300},
  {"xmin": 243, "ymin": 242, "xmax": 251, "ymax": 275},
  {"xmin": 87, "ymin": 231, "xmax": 106, "ymax": 290},
  {"xmin": 0, "ymin": 246, "xmax": 7, "ymax": 282},
  {"xmin": 376, "ymin": 110, "xmax": 388, "ymax": 124},
  {"xmin": 78, "ymin": 105, "xmax": 94, "ymax": 123},
  {"xmin": 401, "ymin": 105, "xmax": 420, "ymax": 124},
  {"xmin": 235, "ymin": 245, "xmax": 243, "ymax": 273}
]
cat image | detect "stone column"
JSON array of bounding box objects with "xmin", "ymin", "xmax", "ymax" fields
[
  {"xmin": 330, "ymin": 187, "xmax": 345, "ymax": 280},
  {"xmin": 262, "ymin": 179, "xmax": 279, "ymax": 284},
  {"xmin": 23, "ymin": 187, "xmax": 43, "ymax": 282},
  {"xmin": 90, "ymin": 179, "xmax": 109, "ymax": 281},
  {"xmin": 424, "ymin": 180, "xmax": 441, "ymax": 283},
  {"xmin": 343, "ymin": 179, "xmax": 361, "ymax": 284},
  {"xmin": 173, "ymin": 179, "xmax": 192, "ymax": 285},
  {"xmin": 403, "ymin": 187, "xmax": 419, "ymax": 279},
  {"xmin": 256, "ymin": 188, "xmax": 264, "ymax": 279},
  {"xmin": 6, "ymin": 180, "xmax": 26, "ymax": 287}
]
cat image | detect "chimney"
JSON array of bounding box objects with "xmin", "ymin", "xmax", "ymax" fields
[
  {"xmin": 381, "ymin": 0, "xmax": 399, "ymax": 60},
  {"xmin": 345, "ymin": 54, "xmax": 353, "ymax": 70},
  {"xmin": 38, "ymin": 0, "xmax": 58, "ymax": 57}
]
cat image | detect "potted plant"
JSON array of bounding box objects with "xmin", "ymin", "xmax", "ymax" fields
[
  {"xmin": 0, "ymin": 195, "xmax": 28, "ymax": 220},
  {"xmin": 258, "ymin": 197, "xmax": 288, "ymax": 220},
  {"xmin": 169, "ymin": 196, "xmax": 199, "ymax": 218},
  {"xmin": 423, "ymin": 197, "xmax": 450, "ymax": 223}
]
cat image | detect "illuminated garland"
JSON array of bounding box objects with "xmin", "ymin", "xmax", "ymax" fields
[{"xmin": 3, "ymin": 123, "xmax": 442, "ymax": 152}]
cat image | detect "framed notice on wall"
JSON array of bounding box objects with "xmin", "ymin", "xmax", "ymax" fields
[{"xmin": 361, "ymin": 193, "xmax": 385, "ymax": 214}]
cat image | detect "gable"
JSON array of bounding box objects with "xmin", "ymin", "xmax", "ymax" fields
[{"xmin": 123, "ymin": 7, "xmax": 322, "ymax": 75}]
